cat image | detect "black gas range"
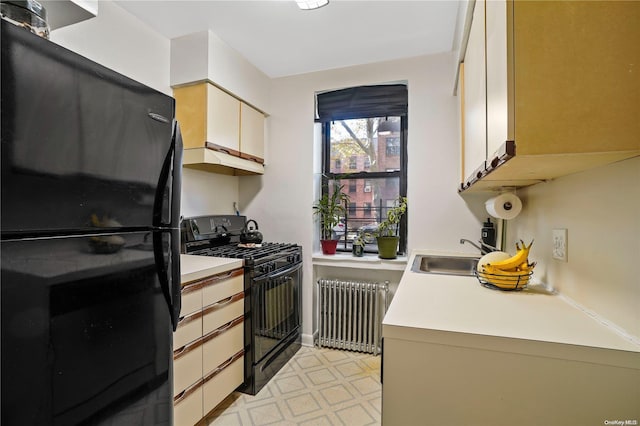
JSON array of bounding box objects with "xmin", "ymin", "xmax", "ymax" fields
[{"xmin": 181, "ymin": 215, "xmax": 302, "ymax": 395}]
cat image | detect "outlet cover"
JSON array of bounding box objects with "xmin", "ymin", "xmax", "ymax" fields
[{"xmin": 552, "ymin": 229, "xmax": 568, "ymax": 261}]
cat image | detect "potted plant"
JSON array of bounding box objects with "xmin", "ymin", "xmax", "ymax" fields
[
  {"xmin": 352, "ymin": 232, "xmax": 367, "ymax": 257},
  {"xmin": 313, "ymin": 182, "xmax": 350, "ymax": 255},
  {"xmin": 375, "ymin": 196, "xmax": 407, "ymax": 259}
]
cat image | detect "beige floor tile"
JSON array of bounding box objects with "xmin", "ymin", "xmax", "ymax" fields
[
  {"xmin": 335, "ymin": 404, "xmax": 376, "ymax": 426},
  {"xmin": 205, "ymin": 347, "xmax": 381, "ymax": 426}
]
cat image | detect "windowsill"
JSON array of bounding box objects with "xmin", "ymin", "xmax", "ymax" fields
[{"xmin": 312, "ymin": 252, "xmax": 408, "ymax": 271}]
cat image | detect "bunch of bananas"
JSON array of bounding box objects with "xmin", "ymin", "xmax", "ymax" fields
[{"xmin": 477, "ymin": 240, "xmax": 536, "ymax": 290}]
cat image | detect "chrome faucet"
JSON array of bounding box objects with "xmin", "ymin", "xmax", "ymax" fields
[{"xmin": 460, "ymin": 238, "xmax": 497, "ymax": 255}]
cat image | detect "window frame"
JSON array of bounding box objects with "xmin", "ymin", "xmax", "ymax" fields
[{"xmin": 320, "ymin": 116, "xmax": 408, "ymax": 255}]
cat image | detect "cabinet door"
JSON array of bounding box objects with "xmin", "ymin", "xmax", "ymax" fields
[
  {"xmin": 240, "ymin": 102, "xmax": 265, "ymax": 161},
  {"xmin": 174, "ymin": 381, "xmax": 203, "ymax": 426},
  {"xmin": 485, "ymin": 0, "xmax": 509, "ymax": 159},
  {"xmin": 201, "ymin": 269, "xmax": 244, "ymax": 307},
  {"xmin": 202, "ymin": 353, "xmax": 244, "ymax": 416},
  {"xmin": 174, "ymin": 84, "xmax": 207, "ymax": 149},
  {"xmin": 206, "ymin": 84, "xmax": 240, "ymax": 153},
  {"xmin": 462, "ymin": 0, "xmax": 487, "ymax": 181}
]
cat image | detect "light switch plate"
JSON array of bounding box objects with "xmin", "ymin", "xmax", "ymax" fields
[{"xmin": 552, "ymin": 229, "xmax": 567, "ymax": 261}]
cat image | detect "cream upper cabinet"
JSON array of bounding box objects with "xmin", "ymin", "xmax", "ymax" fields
[
  {"xmin": 240, "ymin": 102, "xmax": 265, "ymax": 162},
  {"xmin": 174, "ymin": 82, "xmax": 267, "ymax": 165},
  {"xmin": 485, "ymin": 0, "xmax": 509, "ymax": 160},
  {"xmin": 462, "ymin": 0, "xmax": 487, "ymax": 182},
  {"xmin": 174, "ymin": 83, "xmax": 240, "ymax": 153},
  {"xmin": 460, "ymin": 0, "xmax": 640, "ymax": 192},
  {"xmin": 207, "ymin": 84, "xmax": 241, "ymax": 153}
]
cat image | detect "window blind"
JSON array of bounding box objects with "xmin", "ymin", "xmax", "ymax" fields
[{"xmin": 315, "ymin": 84, "xmax": 408, "ymax": 122}]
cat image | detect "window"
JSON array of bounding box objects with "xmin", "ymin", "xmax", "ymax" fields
[
  {"xmin": 349, "ymin": 156, "xmax": 357, "ymax": 169},
  {"xmin": 335, "ymin": 158, "xmax": 341, "ymax": 169},
  {"xmin": 386, "ymin": 137, "xmax": 400, "ymax": 156},
  {"xmin": 316, "ymin": 84, "xmax": 408, "ymax": 255}
]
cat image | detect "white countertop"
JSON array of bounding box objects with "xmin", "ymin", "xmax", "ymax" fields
[
  {"xmin": 180, "ymin": 254, "xmax": 243, "ymax": 284},
  {"xmin": 383, "ymin": 250, "xmax": 640, "ymax": 367}
]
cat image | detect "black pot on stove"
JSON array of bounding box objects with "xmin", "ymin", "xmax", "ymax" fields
[{"xmin": 240, "ymin": 219, "xmax": 263, "ymax": 244}]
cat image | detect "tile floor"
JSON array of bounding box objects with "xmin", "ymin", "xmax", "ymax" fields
[{"xmin": 204, "ymin": 346, "xmax": 381, "ymax": 426}]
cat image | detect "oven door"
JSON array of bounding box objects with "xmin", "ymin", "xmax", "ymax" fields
[{"xmin": 251, "ymin": 262, "xmax": 302, "ymax": 363}]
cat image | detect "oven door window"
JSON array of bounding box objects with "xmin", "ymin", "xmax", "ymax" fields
[{"xmin": 252, "ymin": 264, "xmax": 301, "ymax": 362}]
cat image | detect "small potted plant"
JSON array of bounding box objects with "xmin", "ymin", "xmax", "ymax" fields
[
  {"xmin": 352, "ymin": 232, "xmax": 367, "ymax": 257},
  {"xmin": 375, "ymin": 196, "xmax": 407, "ymax": 259},
  {"xmin": 313, "ymin": 182, "xmax": 350, "ymax": 255}
]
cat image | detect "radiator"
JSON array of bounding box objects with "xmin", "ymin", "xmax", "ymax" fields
[{"xmin": 316, "ymin": 279, "xmax": 389, "ymax": 355}]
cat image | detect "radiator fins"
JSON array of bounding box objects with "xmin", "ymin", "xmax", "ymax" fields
[{"xmin": 315, "ymin": 279, "xmax": 389, "ymax": 355}]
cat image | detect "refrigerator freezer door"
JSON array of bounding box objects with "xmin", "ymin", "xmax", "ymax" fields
[
  {"xmin": 1, "ymin": 22, "xmax": 178, "ymax": 235},
  {"xmin": 1, "ymin": 232, "xmax": 175, "ymax": 425}
]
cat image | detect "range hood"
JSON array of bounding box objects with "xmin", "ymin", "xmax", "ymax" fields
[{"xmin": 182, "ymin": 146, "xmax": 264, "ymax": 176}]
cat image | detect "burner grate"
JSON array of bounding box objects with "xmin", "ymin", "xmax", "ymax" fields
[{"xmin": 197, "ymin": 242, "xmax": 298, "ymax": 260}]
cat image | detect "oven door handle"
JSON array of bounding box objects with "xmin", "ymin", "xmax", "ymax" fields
[{"xmin": 253, "ymin": 262, "xmax": 302, "ymax": 283}]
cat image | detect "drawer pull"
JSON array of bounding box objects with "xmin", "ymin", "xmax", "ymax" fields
[
  {"xmin": 202, "ymin": 292, "xmax": 244, "ymax": 315},
  {"xmin": 202, "ymin": 268, "xmax": 243, "ymax": 287},
  {"xmin": 173, "ymin": 336, "xmax": 203, "ymax": 360},
  {"xmin": 177, "ymin": 309, "xmax": 203, "ymax": 327},
  {"xmin": 202, "ymin": 316, "xmax": 243, "ymax": 344},
  {"xmin": 174, "ymin": 378, "xmax": 203, "ymax": 404},
  {"xmin": 203, "ymin": 349, "xmax": 244, "ymax": 384},
  {"xmin": 182, "ymin": 268, "xmax": 243, "ymax": 292}
]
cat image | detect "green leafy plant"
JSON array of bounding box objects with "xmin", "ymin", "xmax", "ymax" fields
[
  {"xmin": 376, "ymin": 196, "xmax": 407, "ymax": 237},
  {"xmin": 313, "ymin": 181, "xmax": 350, "ymax": 240}
]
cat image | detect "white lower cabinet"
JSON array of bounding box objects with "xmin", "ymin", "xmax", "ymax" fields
[
  {"xmin": 173, "ymin": 342, "xmax": 203, "ymax": 397},
  {"xmin": 173, "ymin": 267, "xmax": 245, "ymax": 426},
  {"xmin": 203, "ymin": 352, "xmax": 244, "ymax": 415},
  {"xmin": 174, "ymin": 381, "xmax": 203, "ymax": 426}
]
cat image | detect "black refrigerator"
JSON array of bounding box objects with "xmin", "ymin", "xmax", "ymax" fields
[{"xmin": 1, "ymin": 21, "xmax": 182, "ymax": 425}]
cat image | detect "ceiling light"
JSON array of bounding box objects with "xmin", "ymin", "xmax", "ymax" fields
[{"xmin": 295, "ymin": 0, "xmax": 329, "ymax": 10}]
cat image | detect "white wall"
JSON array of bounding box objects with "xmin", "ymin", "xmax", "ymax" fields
[
  {"xmin": 170, "ymin": 31, "xmax": 271, "ymax": 111},
  {"xmin": 181, "ymin": 169, "xmax": 240, "ymax": 217},
  {"xmin": 507, "ymin": 157, "xmax": 640, "ymax": 339},
  {"xmin": 239, "ymin": 53, "xmax": 487, "ymax": 340}
]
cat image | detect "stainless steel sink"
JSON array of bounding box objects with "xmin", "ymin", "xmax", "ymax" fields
[{"xmin": 411, "ymin": 255, "xmax": 479, "ymax": 276}]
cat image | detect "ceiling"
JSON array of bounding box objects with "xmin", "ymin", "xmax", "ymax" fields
[{"xmin": 115, "ymin": 0, "xmax": 464, "ymax": 78}]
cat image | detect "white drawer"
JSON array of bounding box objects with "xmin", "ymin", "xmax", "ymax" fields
[
  {"xmin": 203, "ymin": 317, "xmax": 244, "ymax": 375},
  {"xmin": 203, "ymin": 351, "xmax": 244, "ymax": 416},
  {"xmin": 173, "ymin": 339, "xmax": 203, "ymax": 396},
  {"xmin": 202, "ymin": 292, "xmax": 244, "ymax": 336},
  {"xmin": 202, "ymin": 269, "xmax": 244, "ymax": 307},
  {"xmin": 173, "ymin": 311, "xmax": 202, "ymax": 350},
  {"xmin": 180, "ymin": 282, "xmax": 202, "ymax": 317},
  {"xmin": 174, "ymin": 380, "xmax": 203, "ymax": 426}
]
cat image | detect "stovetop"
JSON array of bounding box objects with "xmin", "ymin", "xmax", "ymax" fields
[
  {"xmin": 190, "ymin": 242, "xmax": 300, "ymax": 261},
  {"xmin": 181, "ymin": 215, "xmax": 302, "ymax": 269}
]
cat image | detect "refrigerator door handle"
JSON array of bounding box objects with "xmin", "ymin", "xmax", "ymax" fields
[
  {"xmin": 170, "ymin": 121, "xmax": 183, "ymax": 229},
  {"xmin": 153, "ymin": 120, "xmax": 183, "ymax": 228},
  {"xmin": 153, "ymin": 229, "xmax": 181, "ymax": 331}
]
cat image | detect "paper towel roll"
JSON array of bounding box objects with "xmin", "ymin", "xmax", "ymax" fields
[{"xmin": 485, "ymin": 193, "xmax": 522, "ymax": 220}]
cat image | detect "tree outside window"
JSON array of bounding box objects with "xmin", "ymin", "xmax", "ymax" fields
[
  {"xmin": 324, "ymin": 116, "xmax": 406, "ymax": 254},
  {"xmin": 317, "ymin": 84, "xmax": 407, "ymax": 255}
]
